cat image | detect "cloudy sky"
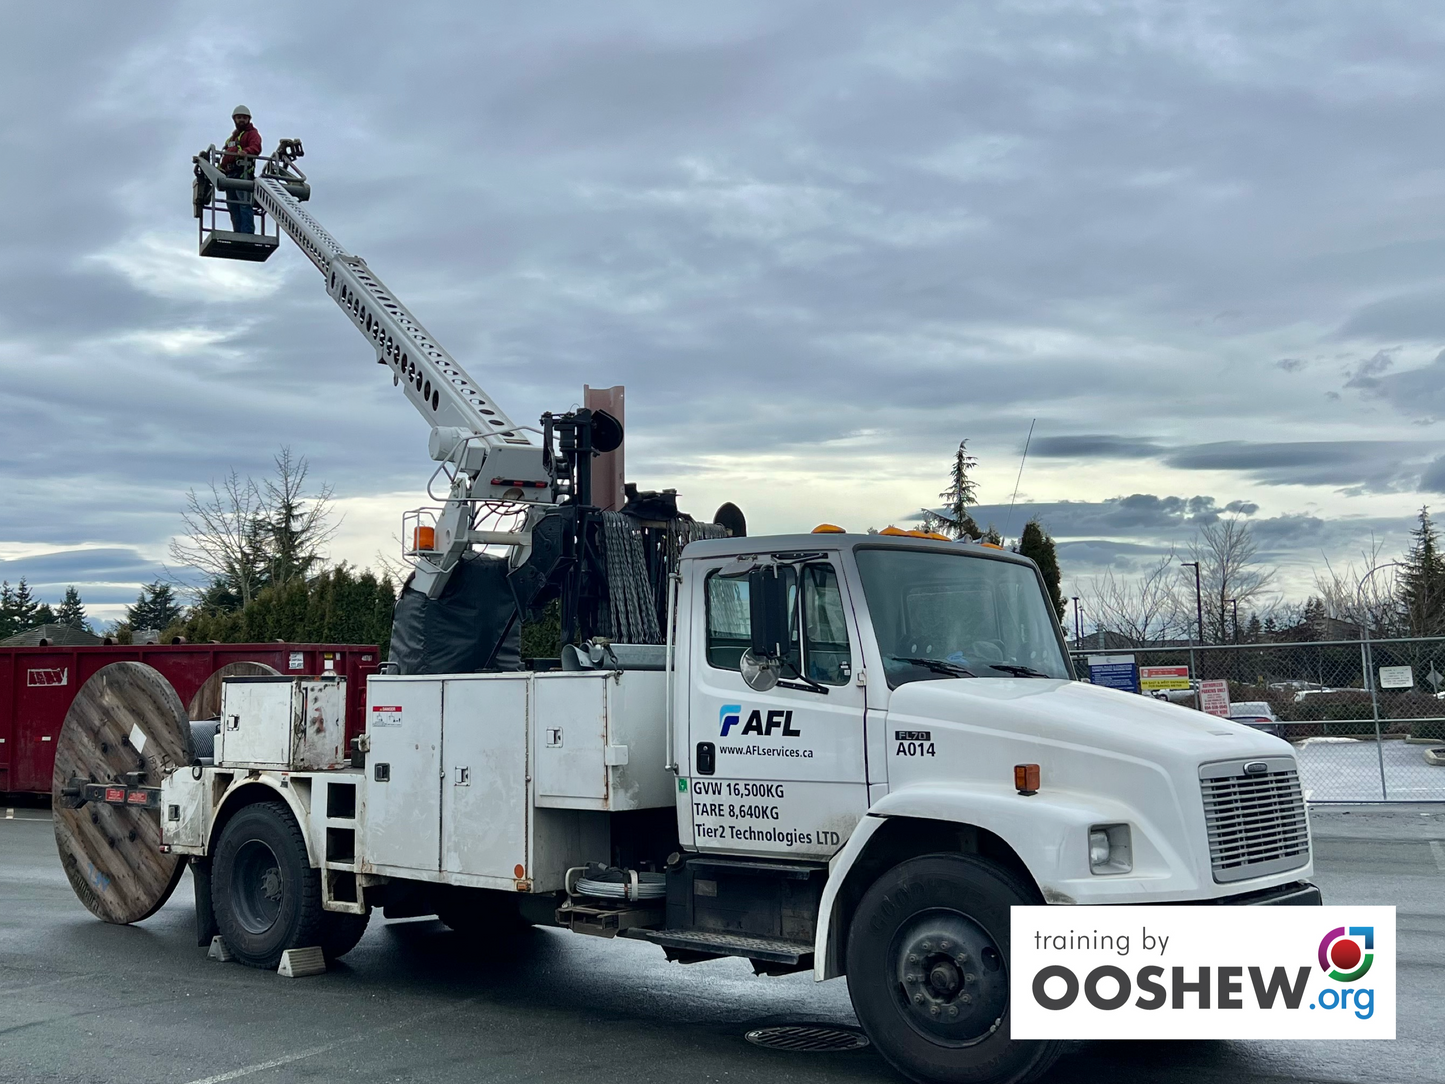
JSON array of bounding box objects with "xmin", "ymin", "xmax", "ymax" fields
[{"xmin": 2, "ymin": 1, "xmax": 1443, "ymax": 625}]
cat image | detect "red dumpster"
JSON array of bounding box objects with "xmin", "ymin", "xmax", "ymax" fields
[{"xmin": 0, "ymin": 643, "xmax": 379, "ymax": 797}]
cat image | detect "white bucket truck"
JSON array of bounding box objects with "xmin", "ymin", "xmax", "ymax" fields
[{"xmin": 160, "ymin": 531, "xmax": 1319, "ymax": 1084}]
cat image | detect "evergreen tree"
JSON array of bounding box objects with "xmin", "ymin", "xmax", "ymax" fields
[
  {"xmin": 921, "ymin": 440, "xmax": 982, "ymax": 540},
  {"xmin": 1015, "ymin": 519, "xmax": 1065, "ymax": 620},
  {"xmin": 126, "ymin": 581, "xmax": 185, "ymax": 632},
  {"xmin": 1246, "ymin": 613, "xmax": 1263, "ymax": 644},
  {"xmin": 1398, "ymin": 507, "xmax": 1445, "ymax": 637},
  {"xmin": 0, "ymin": 581, "xmax": 15, "ymax": 639},
  {"xmin": 10, "ymin": 579, "xmax": 40, "ymax": 631},
  {"xmin": 168, "ymin": 565, "xmax": 397, "ymax": 659},
  {"xmin": 34, "ymin": 602, "xmax": 56, "ymax": 626},
  {"xmin": 55, "ymin": 586, "xmax": 90, "ymax": 631}
]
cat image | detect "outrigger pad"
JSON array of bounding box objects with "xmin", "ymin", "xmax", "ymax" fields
[{"xmin": 200, "ymin": 229, "xmax": 279, "ymax": 262}]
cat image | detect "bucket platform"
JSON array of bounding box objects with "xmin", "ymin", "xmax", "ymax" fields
[
  {"xmin": 192, "ymin": 140, "xmax": 309, "ymax": 263},
  {"xmin": 200, "ymin": 228, "xmax": 279, "ymax": 262}
]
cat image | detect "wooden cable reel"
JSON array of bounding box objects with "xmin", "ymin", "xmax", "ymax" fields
[{"xmin": 51, "ymin": 662, "xmax": 196, "ymax": 924}]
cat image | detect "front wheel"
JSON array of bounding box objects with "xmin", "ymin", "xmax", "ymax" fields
[{"xmin": 846, "ymin": 854, "xmax": 1061, "ymax": 1084}]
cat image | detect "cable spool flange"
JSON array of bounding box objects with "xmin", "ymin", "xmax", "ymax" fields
[{"xmin": 51, "ymin": 662, "xmax": 195, "ymax": 924}]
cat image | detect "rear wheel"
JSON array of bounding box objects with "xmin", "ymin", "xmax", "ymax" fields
[
  {"xmin": 846, "ymin": 854, "xmax": 1061, "ymax": 1084},
  {"xmin": 212, "ymin": 801, "xmax": 323, "ymax": 969}
]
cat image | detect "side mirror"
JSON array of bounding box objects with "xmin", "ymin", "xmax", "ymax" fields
[{"xmin": 748, "ymin": 565, "xmax": 790, "ymax": 659}]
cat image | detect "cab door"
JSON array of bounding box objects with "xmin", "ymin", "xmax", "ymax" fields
[{"xmin": 685, "ymin": 556, "xmax": 867, "ymax": 859}]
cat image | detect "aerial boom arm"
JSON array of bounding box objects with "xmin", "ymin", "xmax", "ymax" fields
[{"xmin": 211, "ymin": 146, "xmax": 555, "ymax": 597}]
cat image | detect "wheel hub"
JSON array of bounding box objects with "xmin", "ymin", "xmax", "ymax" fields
[
  {"xmin": 893, "ymin": 911, "xmax": 1007, "ymax": 1045},
  {"xmin": 232, "ymin": 838, "xmax": 285, "ymax": 935}
]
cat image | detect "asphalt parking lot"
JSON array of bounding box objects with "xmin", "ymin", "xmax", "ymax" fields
[{"xmin": 2, "ymin": 802, "xmax": 1442, "ymax": 1084}]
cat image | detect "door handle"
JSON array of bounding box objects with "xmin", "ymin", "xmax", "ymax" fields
[{"xmin": 695, "ymin": 742, "xmax": 715, "ymax": 776}]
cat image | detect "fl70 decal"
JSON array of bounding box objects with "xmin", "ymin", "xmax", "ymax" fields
[{"xmin": 894, "ymin": 730, "xmax": 935, "ymax": 757}]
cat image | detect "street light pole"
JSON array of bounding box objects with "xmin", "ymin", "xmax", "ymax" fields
[
  {"xmin": 1357, "ymin": 561, "xmax": 1400, "ymax": 801},
  {"xmin": 1227, "ymin": 598, "xmax": 1239, "ymax": 644},
  {"xmin": 1180, "ymin": 561, "xmax": 1204, "ymax": 643},
  {"xmin": 1071, "ymin": 596, "xmax": 1082, "ymax": 649}
]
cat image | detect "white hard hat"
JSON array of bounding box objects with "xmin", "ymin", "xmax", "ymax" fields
[{"xmin": 232, "ymin": 104, "xmax": 252, "ymax": 118}]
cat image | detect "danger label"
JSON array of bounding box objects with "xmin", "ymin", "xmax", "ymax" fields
[{"xmin": 371, "ymin": 705, "xmax": 403, "ymax": 728}]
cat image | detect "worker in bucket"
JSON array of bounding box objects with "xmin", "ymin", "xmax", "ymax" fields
[{"xmin": 219, "ymin": 105, "xmax": 262, "ymax": 233}]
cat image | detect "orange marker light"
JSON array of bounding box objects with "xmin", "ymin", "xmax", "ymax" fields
[
  {"xmin": 413, "ymin": 525, "xmax": 435, "ymax": 552},
  {"xmin": 1014, "ymin": 763, "xmax": 1040, "ymax": 796},
  {"xmin": 812, "ymin": 523, "xmax": 846, "ymax": 534}
]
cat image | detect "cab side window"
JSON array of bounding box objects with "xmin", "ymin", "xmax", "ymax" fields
[
  {"xmin": 705, "ymin": 567, "xmax": 798, "ymax": 672},
  {"xmin": 704, "ymin": 563, "xmax": 851, "ymax": 686},
  {"xmin": 801, "ymin": 564, "xmax": 852, "ymax": 685}
]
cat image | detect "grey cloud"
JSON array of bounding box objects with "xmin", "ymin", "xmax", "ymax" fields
[
  {"xmin": 1028, "ymin": 435, "xmax": 1164, "ymax": 459},
  {"xmin": 1344, "ymin": 348, "xmax": 1397, "ymax": 388},
  {"xmin": 1028, "ymin": 436, "xmax": 1438, "ymax": 494},
  {"xmin": 1336, "ymin": 292, "xmax": 1445, "ymax": 341},
  {"xmin": 1421, "ymin": 455, "xmax": 1445, "ymax": 494},
  {"xmin": 1347, "ymin": 350, "xmax": 1445, "ymax": 421},
  {"xmin": 0, "ymin": 548, "xmax": 170, "ymax": 610},
  {"xmin": 1275, "ymin": 358, "xmax": 1305, "ymax": 372}
]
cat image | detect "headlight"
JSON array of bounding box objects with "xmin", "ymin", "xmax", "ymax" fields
[{"xmin": 1088, "ymin": 824, "xmax": 1132, "ymax": 874}]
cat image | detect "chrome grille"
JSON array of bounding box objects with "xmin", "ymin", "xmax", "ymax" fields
[{"xmin": 1199, "ymin": 758, "xmax": 1310, "ymax": 884}]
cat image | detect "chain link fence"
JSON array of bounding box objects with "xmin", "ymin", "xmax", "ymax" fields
[{"xmin": 1071, "ymin": 636, "xmax": 1445, "ymax": 803}]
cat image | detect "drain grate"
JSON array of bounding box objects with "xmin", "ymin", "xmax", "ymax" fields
[{"xmin": 744, "ymin": 1024, "xmax": 870, "ymax": 1053}]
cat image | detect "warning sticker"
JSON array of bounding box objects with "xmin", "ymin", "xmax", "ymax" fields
[
  {"xmin": 289, "ymin": 652, "xmax": 305, "ymax": 671},
  {"xmin": 371, "ymin": 705, "xmax": 403, "ymax": 728}
]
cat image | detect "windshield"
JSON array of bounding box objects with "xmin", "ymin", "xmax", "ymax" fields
[{"xmin": 854, "ymin": 547, "xmax": 1071, "ymax": 687}]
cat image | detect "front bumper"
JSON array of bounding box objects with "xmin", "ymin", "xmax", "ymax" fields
[{"xmin": 1184, "ymin": 880, "xmax": 1322, "ymax": 906}]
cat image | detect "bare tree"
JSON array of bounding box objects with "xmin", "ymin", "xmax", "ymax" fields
[
  {"xmin": 1187, "ymin": 517, "xmax": 1275, "ymax": 643},
  {"xmin": 1313, "ymin": 537, "xmax": 1398, "ymax": 636},
  {"xmin": 168, "ymin": 448, "xmax": 337, "ymax": 610},
  {"xmin": 1079, "ymin": 553, "xmax": 1190, "ymax": 644},
  {"xmin": 169, "ymin": 470, "xmax": 268, "ymax": 608}
]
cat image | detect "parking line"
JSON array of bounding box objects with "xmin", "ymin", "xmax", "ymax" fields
[
  {"xmin": 181, "ymin": 998, "xmax": 479, "ymax": 1084},
  {"xmin": 1431, "ymin": 840, "xmax": 1445, "ymax": 873}
]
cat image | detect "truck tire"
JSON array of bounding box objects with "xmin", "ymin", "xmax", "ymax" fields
[
  {"xmin": 318, "ymin": 909, "xmax": 372, "ymax": 962},
  {"xmin": 846, "ymin": 854, "xmax": 1061, "ymax": 1084},
  {"xmin": 211, "ymin": 801, "xmax": 323, "ymax": 969}
]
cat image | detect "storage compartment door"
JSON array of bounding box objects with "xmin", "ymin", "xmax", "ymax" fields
[
  {"xmin": 533, "ymin": 675, "xmax": 607, "ymax": 810},
  {"xmin": 441, "ymin": 677, "xmax": 529, "ymax": 883},
  {"xmin": 361, "ymin": 679, "xmax": 442, "ymax": 874}
]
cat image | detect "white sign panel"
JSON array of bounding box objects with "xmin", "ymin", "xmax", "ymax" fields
[
  {"xmin": 289, "ymin": 651, "xmax": 305, "ymax": 671},
  {"xmin": 1199, "ymin": 679, "xmax": 1231, "ymax": 717},
  {"xmin": 1378, "ymin": 666, "xmax": 1413, "ymax": 690},
  {"xmin": 1011, "ymin": 906, "xmax": 1395, "ymax": 1039},
  {"xmin": 370, "ymin": 705, "xmax": 403, "ymax": 728}
]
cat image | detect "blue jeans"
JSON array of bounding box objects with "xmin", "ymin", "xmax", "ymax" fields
[{"xmin": 227, "ymin": 185, "xmax": 254, "ymax": 234}]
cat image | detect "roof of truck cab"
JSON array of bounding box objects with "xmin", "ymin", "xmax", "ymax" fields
[{"xmin": 679, "ymin": 532, "xmax": 1036, "ymax": 566}]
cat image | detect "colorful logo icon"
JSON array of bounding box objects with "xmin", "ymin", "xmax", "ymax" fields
[
  {"xmin": 1318, "ymin": 926, "xmax": 1373, "ymax": 982},
  {"xmin": 719, "ymin": 704, "xmax": 742, "ymax": 737}
]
